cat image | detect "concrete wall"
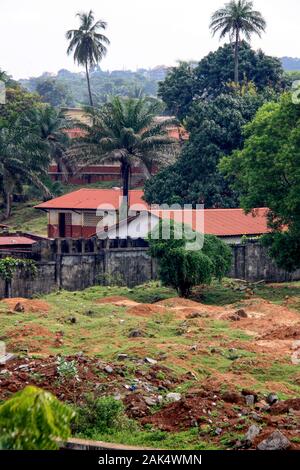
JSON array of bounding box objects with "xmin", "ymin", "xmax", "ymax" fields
[
  {"xmin": 229, "ymin": 243, "xmax": 300, "ymax": 282},
  {"xmin": 0, "ymin": 239, "xmax": 299, "ymax": 298}
]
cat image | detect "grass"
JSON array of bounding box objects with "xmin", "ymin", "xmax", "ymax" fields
[
  {"xmin": 77, "ymin": 427, "xmax": 219, "ymax": 450},
  {"xmin": 1, "ymin": 280, "xmax": 300, "ymax": 449},
  {"xmin": 3, "ymin": 200, "xmax": 48, "ymax": 236}
]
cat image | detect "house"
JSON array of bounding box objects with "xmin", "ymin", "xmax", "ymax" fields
[{"xmin": 35, "ymin": 188, "xmax": 269, "ymax": 243}]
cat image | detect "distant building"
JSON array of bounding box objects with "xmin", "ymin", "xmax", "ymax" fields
[{"xmin": 49, "ymin": 109, "xmax": 187, "ymax": 185}]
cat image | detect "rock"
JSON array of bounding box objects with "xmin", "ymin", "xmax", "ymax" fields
[
  {"xmin": 0, "ymin": 353, "xmax": 15, "ymax": 365},
  {"xmin": 0, "ymin": 369, "xmax": 9, "ymax": 375},
  {"xmin": 257, "ymin": 430, "xmax": 291, "ymax": 451},
  {"xmin": 104, "ymin": 365, "xmax": 113, "ymax": 374},
  {"xmin": 222, "ymin": 391, "xmax": 242, "ymax": 404},
  {"xmin": 214, "ymin": 428, "xmax": 223, "ymax": 436},
  {"xmin": 144, "ymin": 357, "xmax": 157, "ymax": 365},
  {"xmin": 235, "ymin": 309, "xmax": 248, "ymax": 318},
  {"xmin": 67, "ymin": 316, "xmax": 77, "ymax": 324},
  {"xmin": 245, "ymin": 395, "xmax": 255, "ymax": 406},
  {"xmin": 117, "ymin": 354, "xmax": 128, "ymax": 361},
  {"xmin": 243, "ymin": 425, "xmax": 261, "ymax": 447},
  {"xmin": 14, "ymin": 302, "xmax": 25, "ymax": 313},
  {"xmin": 189, "ymin": 344, "xmax": 198, "ymax": 352},
  {"xmin": 266, "ymin": 393, "xmax": 278, "ymax": 406},
  {"xmin": 128, "ymin": 330, "xmax": 145, "ymax": 338},
  {"xmin": 250, "ymin": 412, "xmax": 263, "ymax": 422},
  {"xmin": 144, "ymin": 396, "xmax": 157, "ymax": 406},
  {"xmin": 166, "ymin": 392, "xmax": 181, "ymax": 402},
  {"xmin": 186, "ymin": 312, "xmax": 209, "ymax": 319}
]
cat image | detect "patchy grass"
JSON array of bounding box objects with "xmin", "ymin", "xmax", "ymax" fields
[
  {"xmin": 2, "ymin": 200, "xmax": 47, "ymax": 235},
  {"xmin": 1, "ymin": 280, "xmax": 300, "ymax": 450}
]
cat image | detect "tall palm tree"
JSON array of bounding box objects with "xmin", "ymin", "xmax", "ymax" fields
[
  {"xmin": 66, "ymin": 10, "xmax": 110, "ymax": 107},
  {"xmin": 210, "ymin": 0, "xmax": 266, "ymax": 84},
  {"xmin": 21, "ymin": 106, "xmax": 74, "ymax": 181},
  {"xmin": 69, "ymin": 97, "xmax": 178, "ymax": 211},
  {"xmin": 0, "ymin": 125, "xmax": 52, "ymax": 219}
]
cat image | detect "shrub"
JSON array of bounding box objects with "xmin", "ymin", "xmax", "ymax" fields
[
  {"xmin": 149, "ymin": 221, "xmax": 232, "ymax": 297},
  {"xmin": 0, "ymin": 386, "xmax": 75, "ymax": 450},
  {"xmin": 73, "ymin": 395, "xmax": 128, "ymax": 437},
  {"xmin": 56, "ymin": 357, "xmax": 78, "ymax": 380}
]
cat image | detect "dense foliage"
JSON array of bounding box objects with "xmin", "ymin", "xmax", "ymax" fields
[
  {"xmin": 149, "ymin": 221, "xmax": 232, "ymax": 297},
  {"xmin": 0, "ymin": 386, "xmax": 75, "ymax": 450},
  {"xmin": 145, "ymin": 92, "xmax": 268, "ymax": 208},
  {"xmin": 0, "ymin": 257, "xmax": 37, "ymax": 282},
  {"xmin": 159, "ymin": 43, "xmax": 287, "ymax": 119},
  {"xmin": 220, "ymin": 93, "xmax": 300, "ymax": 271}
]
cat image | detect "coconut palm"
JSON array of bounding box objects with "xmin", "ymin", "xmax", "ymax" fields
[
  {"xmin": 0, "ymin": 125, "xmax": 52, "ymax": 218},
  {"xmin": 210, "ymin": 0, "xmax": 266, "ymax": 84},
  {"xmin": 69, "ymin": 97, "xmax": 178, "ymax": 207},
  {"xmin": 66, "ymin": 10, "xmax": 110, "ymax": 107},
  {"xmin": 21, "ymin": 106, "xmax": 75, "ymax": 181}
]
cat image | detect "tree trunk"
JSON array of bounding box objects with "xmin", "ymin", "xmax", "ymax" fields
[
  {"xmin": 5, "ymin": 192, "xmax": 12, "ymax": 219},
  {"xmin": 5, "ymin": 280, "xmax": 12, "ymax": 299},
  {"xmin": 85, "ymin": 61, "xmax": 94, "ymax": 107},
  {"xmin": 234, "ymin": 29, "xmax": 240, "ymax": 85},
  {"xmin": 120, "ymin": 160, "xmax": 131, "ymax": 221}
]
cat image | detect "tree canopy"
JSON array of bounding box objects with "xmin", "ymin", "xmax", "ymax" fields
[
  {"xmin": 149, "ymin": 221, "xmax": 232, "ymax": 297},
  {"xmin": 220, "ymin": 93, "xmax": 300, "ymax": 271},
  {"xmin": 145, "ymin": 92, "xmax": 268, "ymax": 208},
  {"xmin": 159, "ymin": 43, "xmax": 287, "ymax": 119}
]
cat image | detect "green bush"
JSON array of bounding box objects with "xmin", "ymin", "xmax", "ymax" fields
[
  {"xmin": 73, "ymin": 395, "xmax": 134, "ymax": 437},
  {"xmin": 0, "ymin": 386, "xmax": 75, "ymax": 450},
  {"xmin": 149, "ymin": 221, "xmax": 232, "ymax": 297}
]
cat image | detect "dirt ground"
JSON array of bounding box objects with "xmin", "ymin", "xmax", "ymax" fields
[{"xmin": 1, "ymin": 289, "xmax": 300, "ymax": 450}]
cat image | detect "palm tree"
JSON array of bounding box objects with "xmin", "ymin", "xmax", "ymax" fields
[
  {"xmin": 0, "ymin": 125, "xmax": 52, "ymax": 219},
  {"xmin": 21, "ymin": 106, "xmax": 74, "ymax": 181},
  {"xmin": 69, "ymin": 97, "xmax": 178, "ymax": 211},
  {"xmin": 210, "ymin": 0, "xmax": 266, "ymax": 84},
  {"xmin": 66, "ymin": 10, "xmax": 110, "ymax": 107}
]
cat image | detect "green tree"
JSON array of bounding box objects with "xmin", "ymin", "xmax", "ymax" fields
[
  {"xmin": 149, "ymin": 221, "xmax": 232, "ymax": 297},
  {"xmin": 0, "ymin": 257, "xmax": 37, "ymax": 298},
  {"xmin": 0, "ymin": 124, "xmax": 51, "ymax": 218},
  {"xmin": 145, "ymin": 92, "xmax": 267, "ymax": 208},
  {"xmin": 0, "ymin": 386, "xmax": 75, "ymax": 450},
  {"xmin": 66, "ymin": 10, "xmax": 110, "ymax": 107},
  {"xmin": 220, "ymin": 93, "xmax": 300, "ymax": 271},
  {"xmin": 36, "ymin": 78, "xmax": 74, "ymax": 107},
  {"xmin": 159, "ymin": 43, "xmax": 285, "ymax": 119},
  {"xmin": 71, "ymin": 97, "xmax": 177, "ymax": 203},
  {"xmin": 21, "ymin": 105, "xmax": 74, "ymax": 181},
  {"xmin": 158, "ymin": 62, "xmax": 195, "ymax": 120},
  {"xmin": 210, "ymin": 0, "xmax": 266, "ymax": 84}
]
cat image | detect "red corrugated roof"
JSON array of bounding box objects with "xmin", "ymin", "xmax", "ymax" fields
[
  {"xmin": 151, "ymin": 208, "xmax": 269, "ymax": 237},
  {"xmin": 35, "ymin": 189, "xmax": 269, "ymax": 237},
  {"xmin": 0, "ymin": 236, "xmax": 36, "ymax": 246},
  {"xmin": 35, "ymin": 189, "xmax": 147, "ymax": 211}
]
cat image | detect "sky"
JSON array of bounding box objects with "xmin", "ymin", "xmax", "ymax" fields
[{"xmin": 1, "ymin": 0, "xmax": 299, "ymax": 79}]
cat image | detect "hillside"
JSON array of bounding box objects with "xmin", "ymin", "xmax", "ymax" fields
[
  {"xmin": 1, "ymin": 280, "xmax": 300, "ymax": 450},
  {"xmin": 281, "ymin": 57, "xmax": 300, "ymax": 71}
]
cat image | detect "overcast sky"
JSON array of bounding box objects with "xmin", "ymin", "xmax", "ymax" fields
[{"xmin": 1, "ymin": 0, "xmax": 299, "ymax": 79}]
